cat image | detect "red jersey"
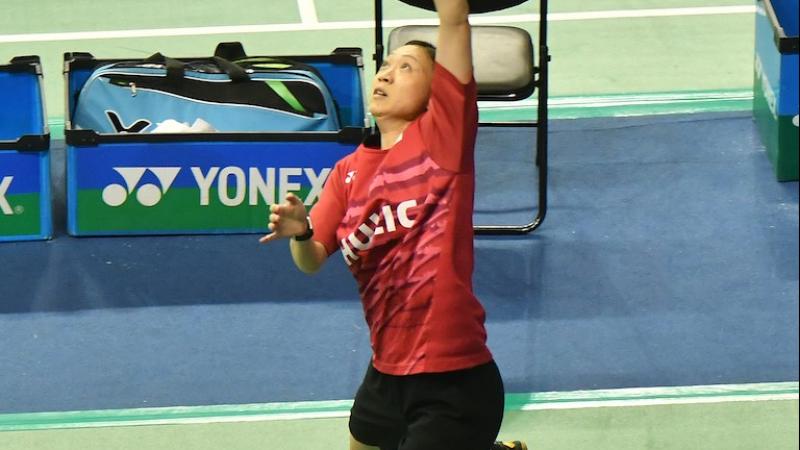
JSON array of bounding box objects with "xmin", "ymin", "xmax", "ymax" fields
[{"xmin": 310, "ymin": 63, "xmax": 493, "ymax": 375}]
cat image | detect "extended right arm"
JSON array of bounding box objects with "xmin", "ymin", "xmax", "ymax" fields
[
  {"xmin": 260, "ymin": 193, "xmax": 328, "ymax": 274},
  {"xmin": 289, "ymin": 234, "xmax": 328, "ymax": 274}
]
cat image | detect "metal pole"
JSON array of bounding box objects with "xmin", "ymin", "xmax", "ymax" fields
[
  {"xmin": 474, "ymin": 0, "xmax": 549, "ymax": 234},
  {"xmin": 374, "ymin": 0, "xmax": 385, "ymax": 70}
]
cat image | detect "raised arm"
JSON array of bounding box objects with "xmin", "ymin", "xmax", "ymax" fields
[{"xmin": 433, "ymin": 0, "xmax": 472, "ymax": 83}]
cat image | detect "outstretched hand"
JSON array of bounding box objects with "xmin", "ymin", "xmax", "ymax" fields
[
  {"xmin": 259, "ymin": 193, "xmax": 308, "ymax": 244},
  {"xmin": 432, "ymin": 0, "xmax": 472, "ymax": 84}
]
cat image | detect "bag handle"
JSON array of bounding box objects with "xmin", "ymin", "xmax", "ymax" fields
[
  {"xmin": 144, "ymin": 52, "xmax": 184, "ymax": 80},
  {"xmin": 213, "ymin": 41, "xmax": 319, "ymax": 74},
  {"xmin": 144, "ymin": 52, "xmax": 250, "ymax": 83},
  {"xmin": 214, "ymin": 42, "xmax": 248, "ymax": 61},
  {"xmin": 210, "ymin": 56, "xmax": 250, "ymax": 82}
]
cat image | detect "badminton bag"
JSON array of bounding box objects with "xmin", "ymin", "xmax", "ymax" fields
[{"xmin": 72, "ymin": 53, "xmax": 340, "ymax": 133}]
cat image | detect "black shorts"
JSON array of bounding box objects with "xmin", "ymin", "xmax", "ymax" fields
[{"xmin": 349, "ymin": 360, "xmax": 505, "ymax": 450}]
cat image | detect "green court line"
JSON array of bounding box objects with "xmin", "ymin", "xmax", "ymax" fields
[
  {"xmin": 1, "ymin": 397, "xmax": 794, "ymax": 450},
  {"xmin": 45, "ymin": 89, "xmax": 753, "ymax": 141},
  {"xmin": 504, "ymin": 381, "xmax": 799, "ymax": 409},
  {"xmin": 1, "ymin": 382, "xmax": 795, "ymax": 432},
  {"xmin": 480, "ymin": 89, "xmax": 753, "ymax": 121}
]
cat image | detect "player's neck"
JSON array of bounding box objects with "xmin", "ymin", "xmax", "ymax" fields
[{"xmin": 375, "ymin": 117, "xmax": 411, "ymax": 150}]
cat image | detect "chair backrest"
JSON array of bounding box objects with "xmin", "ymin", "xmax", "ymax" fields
[{"xmin": 387, "ymin": 25, "xmax": 535, "ymax": 101}]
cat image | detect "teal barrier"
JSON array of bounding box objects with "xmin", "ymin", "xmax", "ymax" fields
[{"xmin": 754, "ymin": 0, "xmax": 799, "ymax": 181}]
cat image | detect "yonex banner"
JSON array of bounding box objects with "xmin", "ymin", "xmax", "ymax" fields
[
  {"xmin": 67, "ymin": 140, "xmax": 356, "ymax": 235},
  {"xmin": 0, "ymin": 56, "xmax": 51, "ymax": 242},
  {"xmin": 0, "ymin": 158, "xmax": 51, "ymax": 243}
]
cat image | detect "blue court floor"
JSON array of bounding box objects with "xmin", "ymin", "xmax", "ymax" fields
[{"xmin": 0, "ymin": 111, "xmax": 797, "ymax": 414}]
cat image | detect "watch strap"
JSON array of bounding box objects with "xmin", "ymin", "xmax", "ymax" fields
[{"xmin": 293, "ymin": 216, "xmax": 314, "ymax": 241}]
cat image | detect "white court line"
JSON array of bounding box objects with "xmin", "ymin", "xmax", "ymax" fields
[
  {"xmin": 519, "ymin": 393, "xmax": 800, "ymax": 411},
  {"xmin": 0, "ymin": 5, "xmax": 755, "ymax": 43},
  {"xmin": 478, "ymin": 90, "xmax": 755, "ymax": 109},
  {"xmin": 80, "ymin": 411, "xmax": 354, "ymax": 429},
  {"xmin": 297, "ymin": 0, "xmax": 319, "ymax": 24}
]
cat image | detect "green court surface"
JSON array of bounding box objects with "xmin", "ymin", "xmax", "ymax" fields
[
  {"xmin": 1, "ymin": 0, "xmax": 755, "ymax": 135},
  {"xmin": 1, "ymin": 384, "xmax": 797, "ymax": 450}
]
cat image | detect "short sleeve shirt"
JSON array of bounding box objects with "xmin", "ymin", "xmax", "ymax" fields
[{"xmin": 310, "ymin": 63, "xmax": 492, "ymax": 375}]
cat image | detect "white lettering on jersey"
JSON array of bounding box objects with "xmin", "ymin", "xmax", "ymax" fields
[{"xmin": 340, "ymin": 199, "xmax": 417, "ymax": 266}]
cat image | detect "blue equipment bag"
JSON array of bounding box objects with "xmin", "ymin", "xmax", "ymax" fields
[
  {"xmin": 64, "ymin": 45, "xmax": 367, "ymax": 237},
  {"xmin": 73, "ymin": 52, "xmax": 341, "ymax": 134}
]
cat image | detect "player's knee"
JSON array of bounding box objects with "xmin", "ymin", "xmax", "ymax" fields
[{"xmin": 349, "ymin": 433, "xmax": 381, "ymax": 450}]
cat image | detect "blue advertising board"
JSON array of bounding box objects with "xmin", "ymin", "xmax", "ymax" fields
[{"xmin": 0, "ymin": 57, "xmax": 52, "ymax": 242}]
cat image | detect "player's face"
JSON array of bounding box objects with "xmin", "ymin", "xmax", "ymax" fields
[{"xmin": 369, "ymin": 45, "xmax": 434, "ymax": 121}]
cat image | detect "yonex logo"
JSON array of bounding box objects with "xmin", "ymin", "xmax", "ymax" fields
[
  {"xmin": 191, "ymin": 166, "xmax": 330, "ymax": 206},
  {"xmin": 345, "ymin": 171, "xmax": 357, "ymax": 184},
  {"xmin": 106, "ymin": 110, "xmax": 152, "ymax": 133},
  {"xmin": 0, "ymin": 176, "xmax": 14, "ymax": 215},
  {"xmin": 102, "ymin": 167, "xmax": 181, "ymax": 207},
  {"xmin": 101, "ymin": 166, "xmax": 331, "ymax": 208}
]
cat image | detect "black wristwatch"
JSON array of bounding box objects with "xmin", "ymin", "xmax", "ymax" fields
[{"xmin": 293, "ymin": 216, "xmax": 314, "ymax": 241}]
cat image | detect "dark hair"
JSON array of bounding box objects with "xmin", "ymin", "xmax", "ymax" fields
[{"xmin": 405, "ymin": 40, "xmax": 437, "ymax": 62}]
